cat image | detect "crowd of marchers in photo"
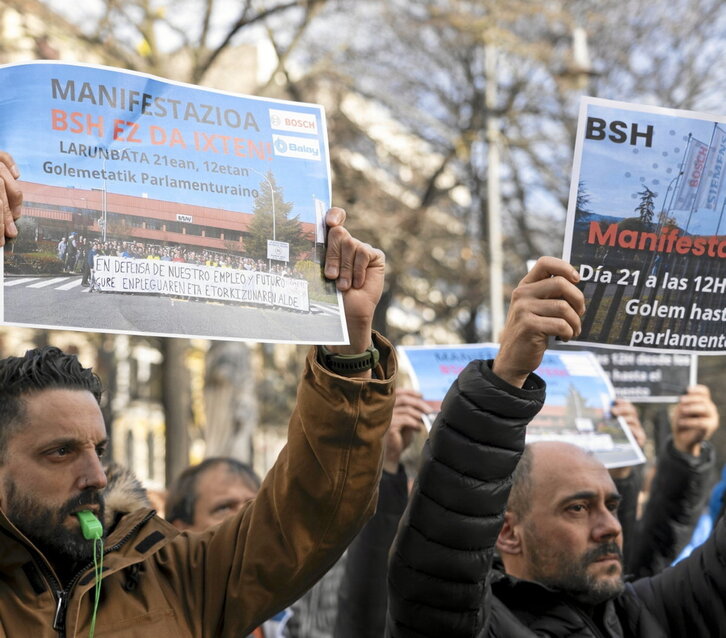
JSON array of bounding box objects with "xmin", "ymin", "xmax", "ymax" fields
[{"xmin": 56, "ymin": 233, "xmax": 302, "ymax": 281}]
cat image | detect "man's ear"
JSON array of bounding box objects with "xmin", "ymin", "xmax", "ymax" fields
[{"xmin": 496, "ymin": 510, "xmax": 522, "ymax": 556}]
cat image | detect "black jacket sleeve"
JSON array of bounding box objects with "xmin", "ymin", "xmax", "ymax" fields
[
  {"xmin": 334, "ymin": 466, "xmax": 409, "ymax": 638},
  {"xmin": 630, "ymin": 513, "xmax": 726, "ymax": 635},
  {"xmin": 385, "ymin": 360, "xmax": 545, "ymax": 638},
  {"xmin": 627, "ymin": 439, "xmax": 715, "ymax": 578}
]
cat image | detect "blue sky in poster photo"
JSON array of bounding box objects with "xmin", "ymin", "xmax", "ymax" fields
[
  {"xmin": 576, "ymin": 100, "xmax": 726, "ymax": 236},
  {"xmin": 0, "ymin": 61, "xmax": 330, "ymax": 223}
]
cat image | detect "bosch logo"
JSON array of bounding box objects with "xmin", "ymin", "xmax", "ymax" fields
[{"xmin": 285, "ymin": 118, "xmax": 316, "ymax": 130}]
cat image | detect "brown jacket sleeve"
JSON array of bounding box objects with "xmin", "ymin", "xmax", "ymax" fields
[{"xmin": 156, "ymin": 333, "xmax": 396, "ymax": 638}]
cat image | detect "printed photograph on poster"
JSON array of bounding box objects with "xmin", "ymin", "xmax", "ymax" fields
[
  {"xmin": 563, "ymin": 97, "xmax": 726, "ymax": 354},
  {"xmin": 398, "ymin": 344, "xmax": 646, "ymax": 468},
  {"xmin": 0, "ymin": 61, "xmax": 346, "ymax": 345},
  {"xmin": 553, "ymin": 343, "xmax": 698, "ymax": 403}
]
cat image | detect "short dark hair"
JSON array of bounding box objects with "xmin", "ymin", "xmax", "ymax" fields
[
  {"xmin": 0, "ymin": 346, "xmax": 103, "ymax": 460},
  {"xmin": 165, "ymin": 457, "xmax": 261, "ymax": 525},
  {"xmin": 506, "ymin": 444, "xmax": 535, "ymax": 519}
]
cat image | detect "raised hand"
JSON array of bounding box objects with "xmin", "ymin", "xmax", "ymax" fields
[
  {"xmin": 383, "ymin": 388, "xmax": 430, "ymax": 473},
  {"xmin": 672, "ymin": 384, "xmax": 719, "ymax": 457},
  {"xmin": 323, "ymin": 207, "xmax": 385, "ymax": 355},
  {"xmin": 611, "ymin": 399, "xmax": 646, "ymax": 448},
  {"xmin": 609, "ymin": 399, "xmax": 645, "ymax": 479},
  {"xmin": 493, "ymin": 257, "xmax": 585, "ymax": 387}
]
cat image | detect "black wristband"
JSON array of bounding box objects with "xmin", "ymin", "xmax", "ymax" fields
[{"xmin": 320, "ymin": 343, "xmax": 380, "ymax": 374}]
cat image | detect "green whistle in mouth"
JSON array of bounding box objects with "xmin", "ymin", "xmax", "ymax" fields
[{"xmin": 76, "ymin": 510, "xmax": 103, "ymax": 540}]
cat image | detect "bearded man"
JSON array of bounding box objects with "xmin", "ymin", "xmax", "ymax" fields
[
  {"xmin": 386, "ymin": 257, "xmax": 723, "ymax": 638},
  {"xmin": 0, "ymin": 205, "xmax": 397, "ymax": 637}
]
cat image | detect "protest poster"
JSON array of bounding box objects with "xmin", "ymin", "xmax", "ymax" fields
[
  {"xmin": 554, "ymin": 343, "xmax": 697, "ymax": 403},
  {"xmin": 398, "ymin": 344, "xmax": 646, "ymax": 468},
  {"xmin": 0, "ymin": 61, "xmax": 347, "ymax": 344},
  {"xmin": 563, "ymin": 97, "xmax": 726, "ymax": 354}
]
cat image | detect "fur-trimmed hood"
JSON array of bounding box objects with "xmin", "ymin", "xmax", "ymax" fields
[{"xmin": 102, "ymin": 461, "xmax": 151, "ymax": 529}]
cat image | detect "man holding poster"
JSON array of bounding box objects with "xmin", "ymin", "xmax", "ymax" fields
[
  {"xmin": 0, "ymin": 181, "xmax": 399, "ymax": 637},
  {"xmin": 386, "ymin": 257, "xmax": 725, "ymax": 638}
]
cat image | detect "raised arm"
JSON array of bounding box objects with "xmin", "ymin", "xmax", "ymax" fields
[
  {"xmin": 323, "ymin": 206, "xmax": 385, "ymax": 373},
  {"xmin": 607, "ymin": 399, "xmax": 645, "ymax": 567},
  {"xmin": 159, "ymin": 208, "xmax": 397, "ymax": 637},
  {"xmin": 386, "ymin": 257, "xmax": 583, "ymax": 638},
  {"xmin": 628, "ymin": 385, "xmax": 718, "ymax": 577}
]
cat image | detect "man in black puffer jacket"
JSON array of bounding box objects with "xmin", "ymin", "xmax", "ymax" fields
[{"xmin": 386, "ymin": 257, "xmax": 726, "ymax": 638}]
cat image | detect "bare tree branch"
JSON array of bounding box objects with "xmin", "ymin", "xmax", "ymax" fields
[{"xmin": 191, "ymin": 1, "xmax": 327, "ymax": 84}]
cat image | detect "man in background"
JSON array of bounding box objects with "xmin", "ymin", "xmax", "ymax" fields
[
  {"xmin": 166, "ymin": 457, "xmax": 261, "ymax": 533},
  {"xmin": 167, "ymin": 458, "xmax": 291, "ymax": 638}
]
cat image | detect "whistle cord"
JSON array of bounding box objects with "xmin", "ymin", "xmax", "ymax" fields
[{"xmin": 88, "ymin": 536, "xmax": 104, "ymax": 638}]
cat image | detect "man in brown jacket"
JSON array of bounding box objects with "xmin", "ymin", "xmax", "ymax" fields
[{"xmin": 0, "ymin": 199, "xmax": 396, "ymax": 636}]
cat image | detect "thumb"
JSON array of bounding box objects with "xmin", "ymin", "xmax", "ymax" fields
[{"xmin": 325, "ymin": 207, "xmax": 346, "ymax": 229}]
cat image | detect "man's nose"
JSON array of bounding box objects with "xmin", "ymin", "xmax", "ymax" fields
[
  {"xmin": 593, "ymin": 506, "xmax": 622, "ymax": 541},
  {"xmin": 78, "ymin": 451, "xmax": 108, "ymax": 491}
]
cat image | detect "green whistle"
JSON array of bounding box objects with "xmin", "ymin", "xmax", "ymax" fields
[{"xmin": 76, "ymin": 510, "xmax": 103, "ymax": 540}]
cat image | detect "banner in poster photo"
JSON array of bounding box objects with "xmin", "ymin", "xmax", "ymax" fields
[
  {"xmin": 398, "ymin": 344, "xmax": 646, "ymax": 469},
  {"xmin": 0, "ymin": 61, "xmax": 345, "ymax": 345},
  {"xmin": 563, "ymin": 97, "xmax": 726, "ymax": 354}
]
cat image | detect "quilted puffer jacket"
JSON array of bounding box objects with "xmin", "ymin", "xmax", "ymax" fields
[{"xmin": 385, "ymin": 359, "xmax": 726, "ymax": 638}]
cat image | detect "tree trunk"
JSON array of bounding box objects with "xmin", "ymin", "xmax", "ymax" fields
[
  {"xmin": 162, "ymin": 338, "xmax": 190, "ymax": 486},
  {"xmin": 203, "ymin": 341, "xmax": 259, "ymax": 463}
]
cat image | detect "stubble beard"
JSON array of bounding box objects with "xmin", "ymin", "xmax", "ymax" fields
[
  {"xmin": 527, "ymin": 534, "xmax": 625, "ymax": 605},
  {"xmin": 3, "ymin": 477, "xmax": 106, "ymax": 563}
]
